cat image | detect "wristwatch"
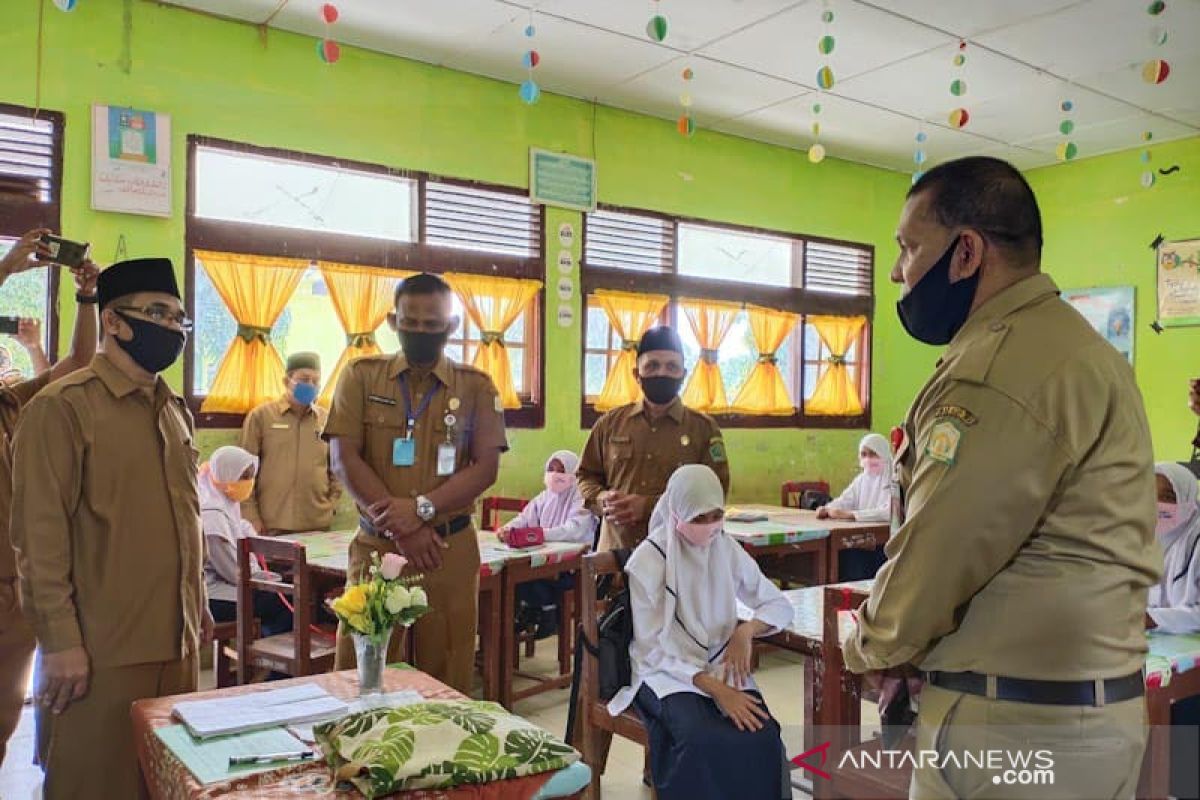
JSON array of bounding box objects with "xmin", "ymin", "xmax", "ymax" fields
[
  {"xmin": 415, "ymin": 495, "xmax": 436, "ymax": 523},
  {"xmin": 76, "ymin": 292, "xmax": 98, "ymax": 304}
]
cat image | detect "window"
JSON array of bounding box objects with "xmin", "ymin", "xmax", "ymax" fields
[
  {"xmin": 0, "ymin": 104, "xmax": 64, "ymax": 381},
  {"xmin": 582, "ymin": 205, "xmax": 873, "ymax": 428},
  {"xmin": 186, "ymin": 137, "xmax": 544, "ymax": 427}
]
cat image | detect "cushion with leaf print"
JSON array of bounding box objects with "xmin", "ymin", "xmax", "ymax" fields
[{"xmin": 314, "ymin": 700, "xmax": 580, "ymax": 798}]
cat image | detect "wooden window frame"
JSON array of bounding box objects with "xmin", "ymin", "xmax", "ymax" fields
[
  {"xmin": 184, "ymin": 135, "xmax": 545, "ymax": 429},
  {"xmin": 580, "ymin": 203, "xmax": 873, "ymax": 430},
  {"xmin": 0, "ymin": 103, "xmax": 64, "ymax": 365}
]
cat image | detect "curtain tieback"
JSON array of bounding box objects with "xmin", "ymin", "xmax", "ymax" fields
[
  {"xmin": 757, "ymin": 353, "xmax": 779, "ymax": 365},
  {"xmin": 620, "ymin": 339, "xmax": 640, "ymax": 352},
  {"xmin": 826, "ymin": 353, "xmax": 848, "ymax": 367},
  {"xmin": 700, "ymin": 348, "xmax": 721, "ymax": 365},
  {"xmin": 236, "ymin": 324, "xmax": 273, "ymax": 345},
  {"xmin": 480, "ymin": 330, "xmax": 505, "ymax": 347},
  {"xmin": 346, "ymin": 331, "xmax": 377, "ymax": 349}
]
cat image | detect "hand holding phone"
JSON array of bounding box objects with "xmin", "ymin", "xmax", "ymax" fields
[
  {"xmin": 0, "ymin": 316, "xmax": 20, "ymax": 336},
  {"xmin": 36, "ymin": 235, "xmax": 90, "ymax": 269}
]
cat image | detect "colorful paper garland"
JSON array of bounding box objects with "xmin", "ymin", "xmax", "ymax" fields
[
  {"xmin": 318, "ymin": 3, "xmax": 340, "ymax": 64},
  {"xmin": 520, "ymin": 14, "xmax": 539, "ymax": 105}
]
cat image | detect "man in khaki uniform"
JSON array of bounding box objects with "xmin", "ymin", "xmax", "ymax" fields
[
  {"xmin": 10, "ymin": 258, "xmax": 210, "ymax": 799},
  {"xmin": 843, "ymin": 157, "xmax": 1160, "ymax": 799},
  {"xmin": 326, "ymin": 273, "xmax": 506, "ymax": 693},
  {"xmin": 577, "ymin": 326, "xmax": 730, "ymax": 551},
  {"xmin": 239, "ymin": 351, "xmax": 342, "ymax": 534},
  {"xmin": 0, "ymin": 239, "xmax": 99, "ymax": 765}
]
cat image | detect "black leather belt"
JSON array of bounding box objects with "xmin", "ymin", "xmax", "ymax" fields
[
  {"xmin": 926, "ymin": 670, "xmax": 1144, "ymax": 707},
  {"xmin": 359, "ymin": 515, "xmax": 472, "ymax": 540}
]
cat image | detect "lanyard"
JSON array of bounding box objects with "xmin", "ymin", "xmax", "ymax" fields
[{"xmin": 399, "ymin": 374, "xmax": 439, "ymax": 441}]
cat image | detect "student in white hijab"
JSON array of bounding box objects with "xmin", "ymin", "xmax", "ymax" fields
[
  {"xmin": 201, "ymin": 446, "xmax": 291, "ymax": 636},
  {"xmin": 818, "ymin": 432, "xmax": 892, "ymax": 580},
  {"xmin": 608, "ymin": 464, "xmax": 792, "ymax": 800},
  {"xmin": 1149, "ymin": 462, "xmax": 1200, "ymax": 634}
]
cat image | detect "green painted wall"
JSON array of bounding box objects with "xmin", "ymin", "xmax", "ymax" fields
[{"xmin": 10, "ymin": 2, "xmax": 1191, "ymax": 523}]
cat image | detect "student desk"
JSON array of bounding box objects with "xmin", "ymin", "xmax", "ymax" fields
[
  {"xmin": 132, "ymin": 667, "xmax": 587, "ymax": 799},
  {"xmin": 725, "ymin": 505, "xmax": 890, "ymax": 585}
]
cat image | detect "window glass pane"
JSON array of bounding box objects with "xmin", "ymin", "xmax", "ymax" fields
[
  {"xmin": 193, "ymin": 264, "xmax": 237, "ymax": 397},
  {"xmin": 0, "ymin": 238, "xmax": 50, "ymax": 381},
  {"xmin": 509, "ymin": 347, "xmax": 525, "ymax": 394},
  {"xmin": 677, "ymin": 223, "xmax": 794, "ymax": 288},
  {"xmin": 507, "ymin": 311, "xmax": 526, "ymax": 345},
  {"xmin": 445, "ymin": 343, "xmax": 465, "ymax": 364},
  {"xmin": 803, "ymin": 323, "xmax": 822, "ymax": 361},
  {"xmin": 195, "ymin": 147, "xmax": 415, "ymax": 242},
  {"xmin": 719, "ymin": 313, "xmax": 756, "ymax": 401},
  {"xmin": 777, "ymin": 336, "xmax": 795, "ymax": 402},
  {"xmin": 845, "ymin": 339, "xmax": 858, "ymax": 362},
  {"xmin": 585, "ymin": 354, "xmax": 609, "ymax": 398},
  {"xmin": 585, "ymin": 306, "xmax": 610, "ymax": 350},
  {"xmin": 803, "ymin": 364, "xmax": 820, "ymax": 401}
]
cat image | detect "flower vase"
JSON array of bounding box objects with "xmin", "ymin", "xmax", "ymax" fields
[{"xmin": 353, "ymin": 627, "xmax": 395, "ymax": 696}]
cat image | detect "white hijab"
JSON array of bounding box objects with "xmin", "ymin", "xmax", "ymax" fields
[
  {"xmin": 644, "ymin": 464, "xmax": 738, "ymax": 669},
  {"xmin": 1154, "ymin": 462, "xmax": 1200, "ymax": 585},
  {"xmin": 199, "ymin": 445, "xmax": 259, "ymax": 519}
]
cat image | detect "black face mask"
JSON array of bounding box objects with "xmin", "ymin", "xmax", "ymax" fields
[
  {"xmin": 399, "ymin": 329, "xmax": 449, "ymax": 366},
  {"xmin": 640, "ymin": 375, "xmax": 683, "ymax": 405},
  {"xmin": 896, "ymin": 235, "xmax": 979, "ymax": 346},
  {"xmin": 115, "ymin": 312, "xmax": 185, "ymax": 374}
]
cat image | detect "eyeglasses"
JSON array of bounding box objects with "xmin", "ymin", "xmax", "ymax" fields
[{"xmin": 116, "ymin": 304, "xmax": 194, "ymax": 332}]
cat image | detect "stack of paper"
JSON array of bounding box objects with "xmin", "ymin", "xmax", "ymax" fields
[
  {"xmin": 173, "ymin": 684, "xmax": 349, "ymax": 739},
  {"xmin": 156, "ymin": 725, "xmax": 311, "ymax": 785}
]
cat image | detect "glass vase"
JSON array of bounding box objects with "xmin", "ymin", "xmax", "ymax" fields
[{"xmin": 352, "ymin": 627, "xmax": 394, "ymax": 696}]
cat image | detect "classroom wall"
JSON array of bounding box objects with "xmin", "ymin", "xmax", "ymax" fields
[{"xmin": 0, "ymin": 0, "xmax": 918, "ymax": 523}]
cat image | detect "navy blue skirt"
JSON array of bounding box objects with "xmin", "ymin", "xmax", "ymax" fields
[{"xmin": 633, "ymin": 684, "xmax": 789, "ymax": 800}]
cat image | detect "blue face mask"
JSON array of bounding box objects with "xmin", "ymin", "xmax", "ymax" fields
[
  {"xmin": 291, "ymin": 381, "xmax": 319, "ymax": 406},
  {"xmin": 896, "ymin": 235, "xmax": 979, "ymax": 346}
]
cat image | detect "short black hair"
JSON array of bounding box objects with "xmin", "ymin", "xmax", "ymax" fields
[
  {"xmin": 908, "ymin": 156, "xmax": 1043, "ymax": 261},
  {"xmin": 394, "ymin": 272, "xmax": 452, "ymax": 307}
]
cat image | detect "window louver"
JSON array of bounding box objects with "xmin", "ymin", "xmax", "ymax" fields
[
  {"xmin": 424, "ymin": 181, "xmax": 540, "ymax": 258},
  {"xmin": 0, "ymin": 110, "xmax": 56, "ymax": 204},
  {"xmin": 584, "ymin": 209, "xmax": 673, "ymax": 273},
  {"xmin": 804, "ymin": 241, "xmax": 873, "ymax": 296}
]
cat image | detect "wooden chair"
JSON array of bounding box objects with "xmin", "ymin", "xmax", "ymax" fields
[
  {"xmin": 214, "ymin": 618, "xmax": 262, "ymax": 688},
  {"xmin": 781, "ymin": 480, "xmax": 831, "ymax": 509},
  {"xmin": 236, "ymin": 536, "xmax": 337, "ymax": 683},
  {"xmin": 481, "ymin": 496, "xmax": 528, "ymax": 531},
  {"xmin": 577, "ymin": 551, "xmax": 651, "ymax": 800}
]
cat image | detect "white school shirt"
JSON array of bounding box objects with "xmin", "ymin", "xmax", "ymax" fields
[
  {"xmin": 608, "ymin": 539, "xmax": 793, "ymax": 716},
  {"xmin": 1148, "ymin": 520, "xmax": 1200, "ymax": 634},
  {"xmin": 826, "ymin": 470, "xmax": 890, "ymax": 523}
]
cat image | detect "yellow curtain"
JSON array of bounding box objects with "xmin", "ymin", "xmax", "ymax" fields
[
  {"xmin": 729, "ymin": 305, "xmax": 799, "ymax": 416},
  {"xmin": 593, "ymin": 290, "xmax": 669, "ymax": 412},
  {"xmin": 317, "ymin": 261, "xmax": 412, "ymax": 407},
  {"xmin": 197, "ymin": 251, "xmax": 309, "ymax": 414},
  {"xmin": 679, "ymin": 298, "xmax": 742, "ymax": 413},
  {"xmin": 444, "ymin": 272, "xmax": 542, "ymax": 409},
  {"xmin": 806, "ymin": 315, "xmax": 867, "ymax": 416}
]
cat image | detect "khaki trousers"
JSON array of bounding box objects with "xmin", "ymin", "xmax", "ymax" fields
[
  {"xmin": 0, "ymin": 577, "xmax": 34, "ymax": 765},
  {"xmin": 333, "ymin": 526, "xmax": 480, "ymax": 695},
  {"xmin": 38, "ymin": 653, "xmax": 198, "ymax": 800},
  {"xmin": 910, "ymin": 683, "xmax": 1146, "ymax": 800}
]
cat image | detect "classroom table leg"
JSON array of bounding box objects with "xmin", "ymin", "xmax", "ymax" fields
[
  {"xmin": 478, "ymin": 582, "xmax": 502, "ymax": 702},
  {"xmin": 558, "ymin": 579, "xmax": 578, "ymax": 678},
  {"xmin": 500, "ymin": 572, "xmax": 518, "ymax": 710}
]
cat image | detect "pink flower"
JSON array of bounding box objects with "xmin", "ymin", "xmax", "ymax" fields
[{"xmin": 380, "ymin": 553, "xmax": 407, "ymax": 580}]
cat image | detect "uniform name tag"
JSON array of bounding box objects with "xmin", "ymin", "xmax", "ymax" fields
[
  {"xmin": 270, "ymin": 423, "xmax": 290, "ymax": 430},
  {"xmin": 369, "ymin": 395, "xmax": 398, "ymax": 406},
  {"xmin": 436, "ymin": 443, "xmax": 456, "ymax": 477},
  {"xmin": 392, "ymin": 438, "xmax": 416, "ymax": 467}
]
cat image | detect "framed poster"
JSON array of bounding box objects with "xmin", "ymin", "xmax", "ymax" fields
[
  {"xmin": 91, "ymin": 105, "xmax": 172, "ymax": 217},
  {"xmin": 530, "ymin": 149, "xmax": 596, "ymax": 212},
  {"xmin": 1157, "ymin": 238, "xmax": 1200, "ymax": 327},
  {"xmin": 1062, "ymin": 286, "xmax": 1135, "ymax": 364}
]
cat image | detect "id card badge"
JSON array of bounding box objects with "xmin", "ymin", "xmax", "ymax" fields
[
  {"xmin": 436, "ymin": 443, "xmax": 457, "ymax": 477},
  {"xmin": 392, "ymin": 438, "xmax": 416, "ymax": 467}
]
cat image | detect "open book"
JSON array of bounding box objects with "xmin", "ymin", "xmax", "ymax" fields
[{"xmin": 173, "ymin": 684, "xmax": 349, "ymax": 739}]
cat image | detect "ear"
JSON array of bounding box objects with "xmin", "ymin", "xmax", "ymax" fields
[
  {"xmin": 950, "ymin": 231, "xmax": 986, "ymax": 283},
  {"xmin": 101, "ymin": 308, "xmax": 126, "ymax": 338},
  {"xmin": 386, "ymin": 311, "xmax": 398, "ymax": 332}
]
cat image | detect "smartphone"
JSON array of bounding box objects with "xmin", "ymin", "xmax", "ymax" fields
[
  {"xmin": 36, "ymin": 234, "xmax": 90, "ymax": 269},
  {"xmin": 0, "ymin": 316, "xmax": 20, "ymax": 335}
]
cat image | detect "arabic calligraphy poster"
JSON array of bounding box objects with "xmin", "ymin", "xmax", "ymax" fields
[{"xmin": 91, "ymin": 105, "xmax": 172, "ymax": 217}]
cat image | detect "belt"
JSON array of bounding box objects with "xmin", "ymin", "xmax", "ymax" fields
[
  {"xmin": 925, "ymin": 670, "xmax": 1144, "ymax": 707},
  {"xmin": 359, "ymin": 515, "xmax": 472, "ymax": 540}
]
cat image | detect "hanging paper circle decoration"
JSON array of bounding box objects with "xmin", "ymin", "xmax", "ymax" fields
[
  {"xmin": 1059, "ymin": 119, "xmax": 1075, "ymax": 135},
  {"xmin": 680, "ymin": 93, "xmax": 693, "ymax": 108},
  {"xmin": 948, "ymin": 107, "xmax": 970, "ymax": 128},
  {"xmin": 525, "ymin": 24, "xmax": 536, "ymax": 37},
  {"xmin": 1141, "ymin": 150, "xmax": 1152, "ymax": 163},
  {"xmin": 318, "ymin": 39, "xmax": 341, "ymax": 63},
  {"xmin": 646, "ymin": 15, "xmax": 668, "ymax": 42},
  {"xmin": 818, "ymin": 35, "xmax": 836, "ymax": 55},
  {"xmin": 1149, "ymin": 26, "xmax": 1168, "ymax": 46},
  {"xmin": 914, "ymin": 149, "xmax": 927, "ymax": 165},
  {"xmin": 1060, "ymin": 100, "xmax": 1073, "ymax": 113},
  {"xmin": 682, "ymin": 67, "xmax": 694, "ymax": 81},
  {"xmin": 812, "ymin": 102, "xmax": 822, "ymax": 115},
  {"xmin": 523, "ymin": 50, "xmax": 540, "ymax": 69},
  {"xmin": 911, "ymin": 171, "xmax": 924, "ymax": 185},
  {"xmin": 320, "ymin": 3, "xmax": 339, "ymax": 24},
  {"xmin": 1143, "ymin": 130, "xmax": 1154, "ymax": 141},
  {"xmin": 1141, "ymin": 171, "xmax": 1156, "ymax": 188},
  {"xmin": 811, "ymin": 121, "xmax": 821, "ymax": 137},
  {"xmin": 821, "ymin": 10, "xmax": 834, "ymax": 23},
  {"xmin": 953, "ymin": 54, "xmax": 966, "ymax": 67},
  {"xmin": 950, "ymin": 79, "xmax": 967, "ymax": 96},
  {"xmin": 816, "ymin": 66, "xmax": 835, "ymax": 90},
  {"xmin": 677, "ymin": 114, "xmax": 695, "ymax": 137},
  {"xmin": 915, "ymin": 131, "xmax": 927, "ymax": 143},
  {"xmin": 1055, "ymin": 141, "xmax": 1078, "ymax": 161},
  {"xmin": 53, "ymin": 0, "xmax": 77, "ymax": 9},
  {"xmin": 808, "ymin": 143, "xmax": 826, "ymax": 163},
  {"xmin": 1142, "ymin": 59, "xmax": 1170, "ymax": 84},
  {"xmin": 519, "ymin": 79, "xmax": 540, "ymax": 104},
  {"xmin": 958, "ymin": 39, "xmax": 967, "ymax": 50},
  {"xmin": 1147, "ymin": 0, "xmax": 1165, "ymax": 14}
]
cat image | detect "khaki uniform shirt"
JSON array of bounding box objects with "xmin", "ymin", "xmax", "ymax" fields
[
  {"xmin": 1, "ymin": 371, "xmax": 52, "ymax": 580},
  {"xmin": 323, "ymin": 355, "xmax": 508, "ymax": 528},
  {"xmin": 577, "ymin": 398, "xmax": 730, "ymax": 549},
  {"xmin": 845, "ymin": 274, "xmax": 1160, "ymax": 681},
  {"xmin": 239, "ymin": 398, "xmax": 341, "ymax": 532},
  {"xmin": 10, "ymin": 354, "xmax": 204, "ymax": 668}
]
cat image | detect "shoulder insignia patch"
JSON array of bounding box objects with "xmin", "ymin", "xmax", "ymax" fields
[
  {"xmin": 925, "ymin": 420, "xmax": 963, "ymax": 466},
  {"xmin": 709, "ymin": 437, "xmax": 727, "ymax": 464},
  {"xmin": 494, "ymin": 394, "xmax": 505, "ymax": 413},
  {"xmin": 933, "ymin": 405, "xmax": 978, "ymax": 427}
]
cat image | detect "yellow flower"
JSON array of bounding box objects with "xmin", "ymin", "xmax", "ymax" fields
[
  {"xmin": 347, "ymin": 613, "xmax": 371, "ymax": 634},
  {"xmin": 335, "ymin": 584, "xmax": 368, "ymax": 617}
]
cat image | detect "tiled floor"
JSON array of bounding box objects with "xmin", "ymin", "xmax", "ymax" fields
[{"xmin": 0, "ymin": 641, "xmax": 878, "ymax": 799}]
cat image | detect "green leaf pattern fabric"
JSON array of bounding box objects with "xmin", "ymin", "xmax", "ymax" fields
[{"xmin": 314, "ymin": 700, "xmax": 579, "ymax": 798}]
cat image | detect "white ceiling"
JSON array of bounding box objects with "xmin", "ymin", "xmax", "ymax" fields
[{"xmin": 164, "ymin": 0, "xmax": 1200, "ymax": 173}]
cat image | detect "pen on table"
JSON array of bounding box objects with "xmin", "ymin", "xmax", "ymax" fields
[{"xmin": 228, "ymin": 750, "xmax": 315, "ymax": 766}]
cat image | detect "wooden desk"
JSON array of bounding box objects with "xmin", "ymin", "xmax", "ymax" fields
[
  {"xmin": 725, "ymin": 506, "xmax": 829, "ymax": 586},
  {"xmin": 728, "ymin": 504, "xmax": 889, "ymax": 584}
]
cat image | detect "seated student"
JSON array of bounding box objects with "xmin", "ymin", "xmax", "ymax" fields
[
  {"xmin": 201, "ymin": 446, "xmax": 292, "ymax": 637},
  {"xmin": 818, "ymin": 432, "xmax": 891, "ymax": 580},
  {"xmin": 608, "ymin": 464, "xmax": 792, "ymax": 800},
  {"xmin": 498, "ymin": 450, "xmax": 597, "ymax": 638},
  {"xmin": 1149, "ymin": 461, "xmax": 1200, "ymax": 800}
]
